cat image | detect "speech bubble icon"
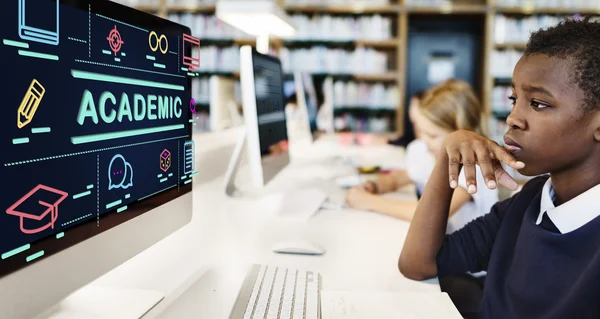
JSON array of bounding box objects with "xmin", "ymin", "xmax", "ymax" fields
[{"xmin": 108, "ymin": 154, "xmax": 134, "ymax": 190}]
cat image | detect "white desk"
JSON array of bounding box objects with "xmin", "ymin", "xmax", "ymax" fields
[{"xmin": 92, "ymin": 135, "xmax": 439, "ymax": 319}]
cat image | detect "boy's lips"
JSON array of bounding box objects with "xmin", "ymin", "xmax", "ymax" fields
[{"xmin": 503, "ymin": 136, "xmax": 523, "ymax": 154}]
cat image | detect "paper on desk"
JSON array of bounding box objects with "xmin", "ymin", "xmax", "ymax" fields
[
  {"xmin": 334, "ymin": 175, "xmax": 363, "ymax": 189},
  {"xmin": 321, "ymin": 291, "xmax": 462, "ymax": 319}
]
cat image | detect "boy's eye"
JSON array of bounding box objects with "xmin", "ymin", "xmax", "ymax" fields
[
  {"xmin": 530, "ymin": 99, "xmax": 550, "ymax": 109},
  {"xmin": 508, "ymin": 96, "xmax": 517, "ymax": 106}
]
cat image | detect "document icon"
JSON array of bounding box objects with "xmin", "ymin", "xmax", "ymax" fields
[
  {"xmin": 18, "ymin": 0, "xmax": 60, "ymax": 46},
  {"xmin": 6, "ymin": 185, "xmax": 68, "ymax": 235},
  {"xmin": 184, "ymin": 141, "xmax": 194, "ymax": 174},
  {"xmin": 17, "ymin": 79, "xmax": 45, "ymax": 129}
]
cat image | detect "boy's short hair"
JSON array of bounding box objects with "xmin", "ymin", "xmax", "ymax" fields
[{"xmin": 525, "ymin": 18, "xmax": 600, "ymax": 113}]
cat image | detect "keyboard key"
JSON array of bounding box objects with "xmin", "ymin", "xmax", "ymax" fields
[
  {"xmin": 239, "ymin": 266, "xmax": 320, "ymax": 319},
  {"xmin": 245, "ymin": 265, "xmax": 267, "ymax": 316}
]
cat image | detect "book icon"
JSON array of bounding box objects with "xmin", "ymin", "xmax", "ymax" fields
[
  {"xmin": 17, "ymin": 79, "xmax": 45, "ymax": 129},
  {"xmin": 6, "ymin": 185, "xmax": 68, "ymax": 235},
  {"xmin": 18, "ymin": 0, "xmax": 60, "ymax": 46}
]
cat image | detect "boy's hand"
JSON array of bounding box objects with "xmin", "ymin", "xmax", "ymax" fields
[{"xmin": 443, "ymin": 130, "xmax": 525, "ymax": 193}]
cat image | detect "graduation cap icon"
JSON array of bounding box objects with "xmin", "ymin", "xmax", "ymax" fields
[{"xmin": 6, "ymin": 185, "xmax": 68, "ymax": 235}]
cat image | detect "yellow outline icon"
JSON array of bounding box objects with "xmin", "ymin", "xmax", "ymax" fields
[
  {"xmin": 149, "ymin": 31, "xmax": 168, "ymax": 54},
  {"xmin": 17, "ymin": 79, "xmax": 45, "ymax": 129}
]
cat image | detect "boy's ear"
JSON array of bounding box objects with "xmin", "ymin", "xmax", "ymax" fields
[{"xmin": 594, "ymin": 112, "xmax": 600, "ymax": 143}]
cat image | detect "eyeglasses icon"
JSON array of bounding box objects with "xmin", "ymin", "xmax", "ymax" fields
[{"xmin": 149, "ymin": 31, "xmax": 168, "ymax": 54}]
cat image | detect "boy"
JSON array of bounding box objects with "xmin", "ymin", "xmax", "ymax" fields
[{"xmin": 399, "ymin": 18, "xmax": 600, "ymax": 318}]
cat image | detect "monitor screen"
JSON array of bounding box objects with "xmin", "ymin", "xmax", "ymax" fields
[
  {"xmin": 0, "ymin": 0, "xmax": 195, "ymax": 278},
  {"xmin": 251, "ymin": 51, "xmax": 288, "ymax": 157}
]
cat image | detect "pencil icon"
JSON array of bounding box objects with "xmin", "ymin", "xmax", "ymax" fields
[{"xmin": 17, "ymin": 79, "xmax": 45, "ymax": 129}]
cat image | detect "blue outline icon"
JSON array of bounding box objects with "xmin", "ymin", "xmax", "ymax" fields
[
  {"xmin": 108, "ymin": 154, "xmax": 134, "ymax": 190},
  {"xmin": 184, "ymin": 141, "xmax": 194, "ymax": 174},
  {"xmin": 18, "ymin": 0, "xmax": 60, "ymax": 46}
]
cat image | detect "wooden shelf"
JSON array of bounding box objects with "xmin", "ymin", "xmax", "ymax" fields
[
  {"xmin": 355, "ymin": 39, "xmax": 399, "ymax": 48},
  {"xmin": 407, "ymin": 4, "xmax": 488, "ymax": 14},
  {"xmin": 190, "ymin": 71, "xmax": 397, "ymax": 82},
  {"xmin": 354, "ymin": 73, "xmax": 398, "ymax": 81},
  {"xmin": 334, "ymin": 107, "xmax": 397, "ymax": 112},
  {"xmin": 163, "ymin": 4, "xmax": 216, "ymax": 13},
  {"xmin": 282, "ymin": 39, "xmax": 398, "ymax": 48},
  {"xmin": 494, "ymin": 77, "xmax": 513, "ymax": 85},
  {"xmin": 496, "ymin": 7, "xmax": 600, "ymax": 15},
  {"xmin": 136, "ymin": 5, "xmax": 159, "ymax": 12},
  {"xmin": 301, "ymin": 72, "xmax": 398, "ymax": 81},
  {"xmin": 492, "ymin": 109, "xmax": 511, "ymax": 120},
  {"xmin": 284, "ymin": 4, "xmax": 400, "ymax": 14},
  {"xmin": 495, "ymin": 42, "xmax": 527, "ymax": 50},
  {"xmin": 192, "ymin": 71, "xmax": 240, "ymax": 78}
]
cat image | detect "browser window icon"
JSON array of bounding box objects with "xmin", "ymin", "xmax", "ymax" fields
[{"xmin": 18, "ymin": 0, "xmax": 60, "ymax": 46}]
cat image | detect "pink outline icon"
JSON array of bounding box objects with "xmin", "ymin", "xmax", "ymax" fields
[
  {"xmin": 190, "ymin": 98, "xmax": 196, "ymax": 113},
  {"xmin": 182, "ymin": 33, "xmax": 200, "ymax": 71},
  {"xmin": 6, "ymin": 185, "xmax": 68, "ymax": 235},
  {"xmin": 107, "ymin": 25, "xmax": 124, "ymax": 56},
  {"xmin": 160, "ymin": 149, "xmax": 171, "ymax": 172}
]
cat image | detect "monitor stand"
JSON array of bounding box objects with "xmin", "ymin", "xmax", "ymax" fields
[
  {"xmin": 223, "ymin": 127, "xmax": 249, "ymax": 197},
  {"xmin": 34, "ymin": 285, "xmax": 163, "ymax": 319},
  {"xmin": 223, "ymin": 130, "xmax": 328, "ymax": 220}
]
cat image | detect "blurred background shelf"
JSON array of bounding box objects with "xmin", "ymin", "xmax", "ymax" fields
[
  {"xmin": 134, "ymin": 0, "xmax": 600, "ymax": 136},
  {"xmin": 494, "ymin": 42, "xmax": 527, "ymax": 50},
  {"xmin": 496, "ymin": 7, "xmax": 600, "ymax": 15},
  {"xmin": 406, "ymin": 4, "xmax": 488, "ymax": 14},
  {"xmin": 283, "ymin": 4, "xmax": 401, "ymax": 14}
]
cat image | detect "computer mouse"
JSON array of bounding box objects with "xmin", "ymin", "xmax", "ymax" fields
[{"xmin": 272, "ymin": 240, "xmax": 326, "ymax": 255}]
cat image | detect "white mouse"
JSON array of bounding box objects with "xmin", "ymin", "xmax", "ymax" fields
[{"xmin": 272, "ymin": 240, "xmax": 326, "ymax": 255}]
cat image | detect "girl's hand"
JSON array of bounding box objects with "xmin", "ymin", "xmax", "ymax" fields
[
  {"xmin": 345, "ymin": 186, "xmax": 376, "ymax": 210},
  {"xmin": 443, "ymin": 130, "xmax": 525, "ymax": 193},
  {"xmin": 363, "ymin": 181, "xmax": 377, "ymax": 194}
]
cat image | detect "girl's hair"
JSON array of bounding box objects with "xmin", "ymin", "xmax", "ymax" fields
[{"xmin": 418, "ymin": 79, "xmax": 489, "ymax": 137}]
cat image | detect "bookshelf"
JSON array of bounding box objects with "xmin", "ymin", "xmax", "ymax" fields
[
  {"xmin": 138, "ymin": 0, "xmax": 600, "ymax": 135},
  {"xmin": 283, "ymin": 4, "xmax": 401, "ymax": 14}
]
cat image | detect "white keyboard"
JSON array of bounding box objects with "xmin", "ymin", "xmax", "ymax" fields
[{"xmin": 229, "ymin": 265, "xmax": 321, "ymax": 319}]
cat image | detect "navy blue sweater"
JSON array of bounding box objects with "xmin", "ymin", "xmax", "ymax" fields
[{"xmin": 437, "ymin": 175, "xmax": 600, "ymax": 318}]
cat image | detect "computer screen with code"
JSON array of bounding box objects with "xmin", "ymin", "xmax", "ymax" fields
[{"xmin": 0, "ymin": 0, "xmax": 200, "ymax": 278}]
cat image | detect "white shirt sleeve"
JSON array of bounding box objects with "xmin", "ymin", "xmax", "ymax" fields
[{"xmin": 404, "ymin": 140, "xmax": 435, "ymax": 194}]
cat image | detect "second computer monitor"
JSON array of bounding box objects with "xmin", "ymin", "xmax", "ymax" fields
[{"xmin": 239, "ymin": 46, "xmax": 289, "ymax": 188}]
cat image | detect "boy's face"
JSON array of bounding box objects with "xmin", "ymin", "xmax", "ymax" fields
[{"xmin": 506, "ymin": 54, "xmax": 596, "ymax": 176}]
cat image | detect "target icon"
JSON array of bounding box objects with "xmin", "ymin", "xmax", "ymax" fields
[{"xmin": 106, "ymin": 25, "xmax": 124, "ymax": 56}]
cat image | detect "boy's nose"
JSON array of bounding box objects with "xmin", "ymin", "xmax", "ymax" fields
[{"xmin": 506, "ymin": 106, "xmax": 527, "ymax": 131}]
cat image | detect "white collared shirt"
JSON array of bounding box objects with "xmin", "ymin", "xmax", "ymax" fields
[{"xmin": 536, "ymin": 178, "xmax": 600, "ymax": 234}]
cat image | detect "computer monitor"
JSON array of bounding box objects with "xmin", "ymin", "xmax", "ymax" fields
[
  {"xmin": 224, "ymin": 46, "xmax": 289, "ymax": 194},
  {"xmin": 0, "ymin": 1, "xmax": 194, "ymax": 317}
]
